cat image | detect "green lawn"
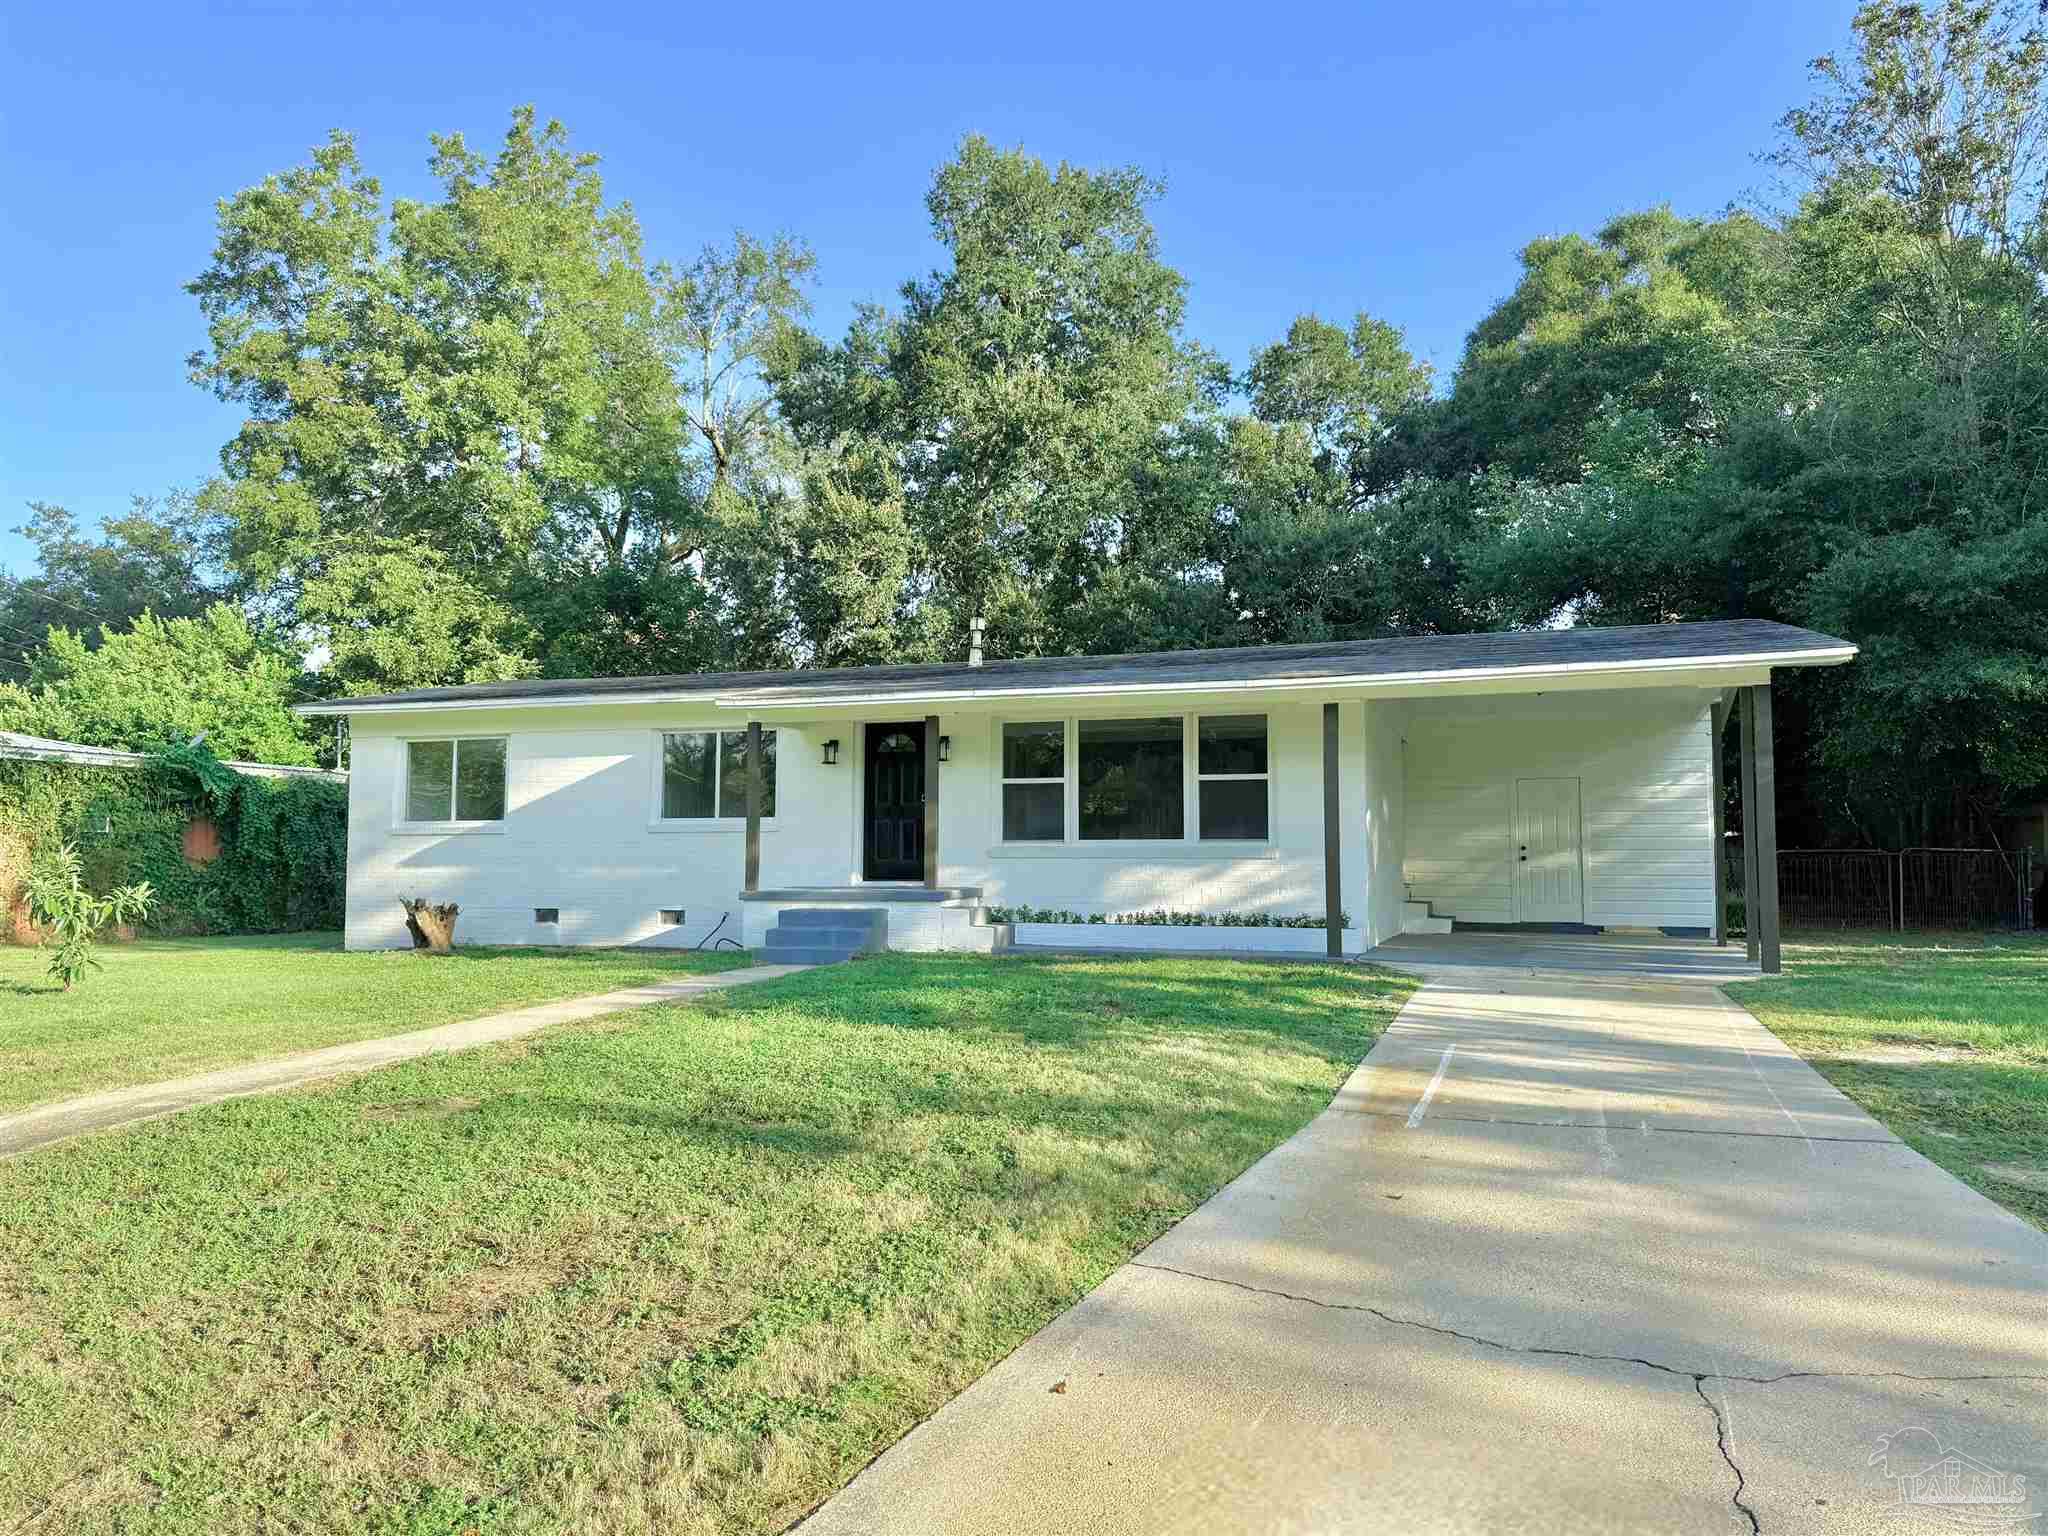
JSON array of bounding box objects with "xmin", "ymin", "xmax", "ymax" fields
[
  {"xmin": 0, "ymin": 935, "xmax": 753, "ymax": 1112},
  {"xmin": 1728, "ymin": 930, "xmax": 2048, "ymax": 1229},
  {"xmin": 0, "ymin": 951, "xmax": 1414, "ymax": 1535}
]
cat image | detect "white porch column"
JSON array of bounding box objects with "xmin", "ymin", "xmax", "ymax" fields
[
  {"xmin": 1356, "ymin": 698, "xmax": 1408, "ymax": 948},
  {"xmin": 1339, "ymin": 700, "xmax": 1370, "ymax": 954}
]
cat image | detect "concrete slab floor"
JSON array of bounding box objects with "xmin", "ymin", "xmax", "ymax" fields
[{"xmin": 800, "ymin": 964, "xmax": 2047, "ymax": 1535}]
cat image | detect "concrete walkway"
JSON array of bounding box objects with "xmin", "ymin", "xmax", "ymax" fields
[
  {"xmin": 801, "ymin": 950, "xmax": 2047, "ymax": 1534},
  {"xmin": 0, "ymin": 962, "xmax": 808, "ymax": 1159}
]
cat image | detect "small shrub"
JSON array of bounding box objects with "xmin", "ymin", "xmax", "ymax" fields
[{"xmin": 25, "ymin": 843, "xmax": 156, "ymax": 990}]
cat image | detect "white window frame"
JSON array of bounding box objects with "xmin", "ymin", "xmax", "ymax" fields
[
  {"xmin": 397, "ymin": 734, "xmax": 509, "ymax": 833},
  {"xmin": 998, "ymin": 720, "xmax": 1067, "ymax": 843},
  {"xmin": 1195, "ymin": 714, "xmax": 1273, "ymax": 842},
  {"xmin": 648, "ymin": 727, "xmax": 779, "ymax": 833},
  {"xmin": 987, "ymin": 713, "xmax": 1275, "ymax": 854}
]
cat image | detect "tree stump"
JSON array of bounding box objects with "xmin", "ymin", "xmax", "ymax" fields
[{"xmin": 400, "ymin": 897, "xmax": 461, "ymax": 953}]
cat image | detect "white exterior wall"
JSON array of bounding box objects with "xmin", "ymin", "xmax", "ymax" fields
[
  {"xmin": 337, "ymin": 685, "xmax": 1719, "ymax": 950},
  {"xmin": 1401, "ymin": 690, "xmax": 1716, "ymax": 930},
  {"xmin": 949, "ymin": 700, "xmax": 1334, "ymax": 922},
  {"xmin": 343, "ymin": 704, "xmax": 852, "ymax": 950},
  {"xmin": 342, "ymin": 699, "xmax": 1348, "ymax": 949}
]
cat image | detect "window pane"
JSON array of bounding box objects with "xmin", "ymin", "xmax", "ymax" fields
[
  {"xmin": 1078, "ymin": 717, "xmax": 1183, "ymax": 840},
  {"xmin": 718, "ymin": 729, "xmax": 777, "ymax": 819},
  {"xmin": 662, "ymin": 732, "xmax": 716, "ymax": 819},
  {"xmin": 1199, "ymin": 714, "xmax": 1268, "ymax": 776},
  {"xmin": 406, "ymin": 740, "xmax": 454, "ymax": 822},
  {"xmin": 1003, "ymin": 783, "xmax": 1064, "ymax": 841},
  {"xmin": 1002, "ymin": 721, "xmax": 1064, "ymax": 780},
  {"xmin": 1200, "ymin": 779, "xmax": 1269, "ymax": 840},
  {"xmin": 454, "ymin": 738, "xmax": 506, "ymax": 821}
]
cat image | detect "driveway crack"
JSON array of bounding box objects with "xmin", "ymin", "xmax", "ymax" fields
[
  {"xmin": 1692, "ymin": 1377, "xmax": 1761, "ymax": 1534},
  {"xmin": 1126, "ymin": 1261, "xmax": 2048, "ymax": 1389},
  {"xmin": 1130, "ymin": 1260, "xmax": 2048, "ymax": 1533}
]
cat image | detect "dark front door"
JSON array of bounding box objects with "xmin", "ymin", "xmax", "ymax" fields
[{"xmin": 864, "ymin": 722, "xmax": 926, "ymax": 880}]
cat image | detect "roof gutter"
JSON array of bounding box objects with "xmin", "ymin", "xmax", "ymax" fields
[{"xmin": 296, "ymin": 644, "xmax": 1857, "ymax": 717}]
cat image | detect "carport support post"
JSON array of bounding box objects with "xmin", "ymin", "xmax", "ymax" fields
[
  {"xmin": 1710, "ymin": 696, "xmax": 1729, "ymax": 946},
  {"xmin": 1739, "ymin": 694, "xmax": 1760, "ymax": 966},
  {"xmin": 1323, "ymin": 702, "xmax": 1343, "ymax": 959},
  {"xmin": 744, "ymin": 720, "xmax": 763, "ymax": 895},
  {"xmin": 1741, "ymin": 686, "xmax": 1782, "ymax": 975}
]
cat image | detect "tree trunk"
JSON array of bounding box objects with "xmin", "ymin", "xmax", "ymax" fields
[{"xmin": 400, "ymin": 897, "xmax": 461, "ymax": 954}]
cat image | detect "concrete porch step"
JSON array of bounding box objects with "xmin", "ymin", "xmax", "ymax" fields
[
  {"xmin": 772, "ymin": 907, "xmax": 889, "ymax": 935},
  {"xmin": 764, "ymin": 923, "xmax": 884, "ymax": 953}
]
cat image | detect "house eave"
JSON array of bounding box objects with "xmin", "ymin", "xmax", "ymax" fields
[{"xmin": 294, "ymin": 644, "xmax": 1858, "ymax": 718}]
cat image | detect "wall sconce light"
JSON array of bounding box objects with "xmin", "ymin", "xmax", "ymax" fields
[
  {"xmin": 937, "ymin": 735, "xmax": 951, "ymax": 763},
  {"xmin": 822, "ymin": 738, "xmax": 840, "ymax": 766}
]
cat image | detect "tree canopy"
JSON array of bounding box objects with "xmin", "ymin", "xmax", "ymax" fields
[
  {"xmin": 0, "ymin": 606, "xmax": 315, "ymax": 765},
  {"xmin": 10, "ymin": 1, "xmax": 2048, "ymax": 840}
]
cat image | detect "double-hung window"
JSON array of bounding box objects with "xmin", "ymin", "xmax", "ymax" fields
[
  {"xmin": 405, "ymin": 738, "xmax": 507, "ymax": 825},
  {"xmin": 659, "ymin": 729, "xmax": 777, "ymax": 821},
  {"xmin": 1197, "ymin": 715, "xmax": 1270, "ymax": 840},
  {"xmin": 1001, "ymin": 722, "xmax": 1065, "ymax": 840},
  {"xmin": 997, "ymin": 715, "xmax": 1271, "ymax": 844}
]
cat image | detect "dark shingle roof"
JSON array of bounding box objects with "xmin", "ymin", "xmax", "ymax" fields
[{"xmin": 301, "ymin": 619, "xmax": 1853, "ymax": 714}]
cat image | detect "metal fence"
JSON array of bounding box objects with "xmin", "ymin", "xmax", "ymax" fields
[{"xmin": 1725, "ymin": 844, "xmax": 2039, "ymax": 930}]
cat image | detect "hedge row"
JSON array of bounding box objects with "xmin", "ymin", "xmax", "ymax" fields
[{"xmin": 986, "ymin": 905, "xmax": 1351, "ymax": 930}]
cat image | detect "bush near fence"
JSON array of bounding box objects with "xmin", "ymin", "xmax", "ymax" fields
[{"xmin": 0, "ymin": 743, "xmax": 347, "ymax": 939}]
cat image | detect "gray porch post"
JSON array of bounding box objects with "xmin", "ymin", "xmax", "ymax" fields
[
  {"xmin": 923, "ymin": 714, "xmax": 940, "ymax": 889},
  {"xmin": 744, "ymin": 720, "xmax": 763, "ymax": 895},
  {"xmin": 1710, "ymin": 696, "xmax": 1729, "ymax": 946},
  {"xmin": 1747, "ymin": 684, "xmax": 1782, "ymax": 974},
  {"xmin": 1323, "ymin": 702, "xmax": 1343, "ymax": 959},
  {"xmin": 1739, "ymin": 692, "xmax": 1761, "ymax": 966}
]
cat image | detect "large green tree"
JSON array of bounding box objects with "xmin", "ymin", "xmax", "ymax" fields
[
  {"xmin": 775, "ymin": 136, "xmax": 1222, "ymax": 658},
  {"xmin": 0, "ymin": 607, "xmax": 315, "ymax": 765},
  {"xmin": 0, "ymin": 495, "xmax": 226, "ymax": 670},
  {"xmin": 1450, "ymin": 1, "xmax": 2048, "ymax": 841}
]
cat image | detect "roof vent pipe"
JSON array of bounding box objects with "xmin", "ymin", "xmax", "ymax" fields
[{"xmin": 968, "ymin": 616, "xmax": 986, "ymax": 668}]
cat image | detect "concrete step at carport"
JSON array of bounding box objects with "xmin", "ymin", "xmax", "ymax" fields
[{"xmin": 1400, "ymin": 899, "xmax": 1454, "ymax": 936}]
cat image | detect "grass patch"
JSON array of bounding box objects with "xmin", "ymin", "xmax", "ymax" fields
[
  {"xmin": 0, "ymin": 951, "xmax": 1414, "ymax": 1534},
  {"xmin": 1728, "ymin": 930, "xmax": 2048, "ymax": 1230},
  {"xmin": 0, "ymin": 935, "xmax": 753, "ymax": 1111}
]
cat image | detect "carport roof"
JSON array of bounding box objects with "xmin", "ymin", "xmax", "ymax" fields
[{"xmin": 297, "ymin": 617, "xmax": 1855, "ymax": 716}]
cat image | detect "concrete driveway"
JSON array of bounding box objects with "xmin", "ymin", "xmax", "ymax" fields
[{"xmin": 802, "ymin": 939, "xmax": 2047, "ymax": 1535}]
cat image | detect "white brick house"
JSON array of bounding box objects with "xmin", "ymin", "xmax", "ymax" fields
[{"xmin": 300, "ymin": 620, "xmax": 1854, "ymax": 973}]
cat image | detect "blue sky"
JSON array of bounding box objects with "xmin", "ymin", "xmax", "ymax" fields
[{"xmin": 0, "ymin": 0, "xmax": 1855, "ymax": 576}]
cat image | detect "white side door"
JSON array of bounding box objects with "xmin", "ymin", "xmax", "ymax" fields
[{"xmin": 1513, "ymin": 777, "xmax": 1584, "ymax": 923}]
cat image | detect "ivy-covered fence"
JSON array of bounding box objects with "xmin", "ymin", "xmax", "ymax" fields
[{"xmin": 0, "ymin": 741, "xmax": 347, "ymax": 938}]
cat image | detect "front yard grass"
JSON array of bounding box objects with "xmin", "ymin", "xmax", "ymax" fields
[
  {"xmin": 0, "ymin": 951, "xmax": 1414, "ymax": 1535},
  {"xmin": 1728, "ymin": 930, "xmax": 2048, "ymax": 1230},
  {"xmin": 0, "ymin": 935, "xmax": 754, "ymax": 1112}
]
